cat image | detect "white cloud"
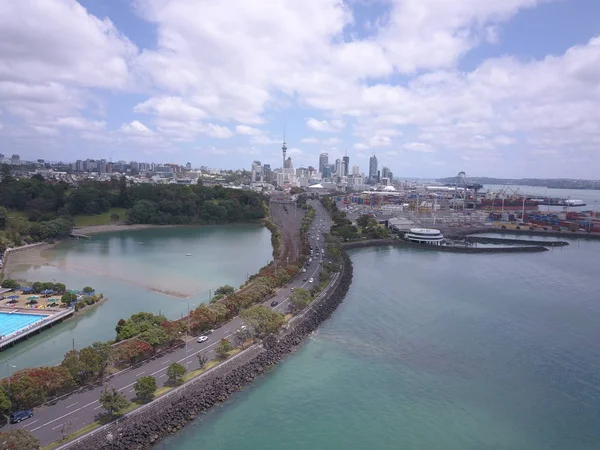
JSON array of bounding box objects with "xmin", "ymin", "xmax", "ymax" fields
[
  {"xmin": 31, "ymin": 125, "xmax": 59, "ymax": 136},
  {"xmin": 306, "ymin": 118, "xmax": 345, "ymax": 132},
  {"xmin": 55, "ymin": 117, "xmax": 106, "ymax": 131},
  {"xmin": 120, "ymin": 120, "xmax": 154, "ymax": 136},
  {"xmin": 235, "ymin": 125, "xmax": 261, "ymax": 135},
  {"xmin": 367, "ymin": 136, "xmax": 392, "ymax": 147},
  {"xmin": 403, "ymin": 142, "xmax": 434, "ymax": 153},
  {"xmin": 353, "ymin": 143, "xmax": 369, "ymax": 150},
  {"xmin": 251, "ymin": 135, "xmax": 281, "ymax": 145}
]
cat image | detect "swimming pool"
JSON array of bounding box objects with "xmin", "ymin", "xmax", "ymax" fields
[{"xmin": 0, "ymin": 312, "xmax": 46, "ymax": 337}]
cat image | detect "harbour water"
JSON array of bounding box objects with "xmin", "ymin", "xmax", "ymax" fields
[
  {"xmin": 156, "ymin": 237, "xmax": 600, "ymax": 450},
  {"xmin": 1, "ymin": 224, "xmax": 272, "ymax": 369}
]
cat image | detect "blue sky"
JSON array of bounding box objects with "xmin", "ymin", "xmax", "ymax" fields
[{"xmin": 1, "ymin": 0, "xmax": 599, "ymax": 179}]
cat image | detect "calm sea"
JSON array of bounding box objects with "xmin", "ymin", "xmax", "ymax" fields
[
  {"xmin": 156, "ymin": 236, "xmax": 600, "ymax": 450},
  {"xmin": 2, "ymin": 224, "xmax": 272, "ymax": 369}
]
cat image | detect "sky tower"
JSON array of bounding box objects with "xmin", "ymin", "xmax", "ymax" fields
[{"xmin": 282, "ymin": 139, "xmax": 287, "ymax": 169}]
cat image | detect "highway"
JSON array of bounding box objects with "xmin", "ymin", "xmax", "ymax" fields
[{"xmin": 4, "ymin": 199, "xmax": 331, "ymax": 446}]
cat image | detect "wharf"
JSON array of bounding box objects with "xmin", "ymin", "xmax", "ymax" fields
[{"xmin": 0, "ymin": 307, "xmax": 74, "ymax": 351}]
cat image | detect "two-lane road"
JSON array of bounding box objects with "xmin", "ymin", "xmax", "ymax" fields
[{"xmin": 5, "ymin": 199, "xmax": 331, "ymax": 446}]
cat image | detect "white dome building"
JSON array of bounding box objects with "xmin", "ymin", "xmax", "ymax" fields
[
  {"xmin": 382, "ymin": 185, "xmax": 396, "ymax": 191},
  {"xmin": 404, "ymin": 228, "xmax": 444, "ymax": 246}
]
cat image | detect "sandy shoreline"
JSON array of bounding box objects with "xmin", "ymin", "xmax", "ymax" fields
[{"xmin": 74, "ymin": 223, "xmax": 181, "ymax": 235}]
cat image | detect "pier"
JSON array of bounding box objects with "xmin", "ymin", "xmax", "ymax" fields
[{"xmin": 0, "ymin": 308, "xmax": 74, "ymax": 351}]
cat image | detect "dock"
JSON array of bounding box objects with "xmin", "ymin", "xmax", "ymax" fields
[{"xmin": 0, "ymin": 308, "xmax": 74, "ymax": 351}]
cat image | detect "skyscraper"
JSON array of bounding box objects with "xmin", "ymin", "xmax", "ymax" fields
[
  {"xmin": 342, "ymin": 155, "xmax": 349, "ymax": 177},
  {"xmin": 319, "ymin": 153, "xmax": 329, "ymax": 175},
  {"xmin": 369, "ymin": 155, "xmax": 378, "ymax": 180}
]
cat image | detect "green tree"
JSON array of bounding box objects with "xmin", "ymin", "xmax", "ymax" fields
[
  {"xmin": 52, "ymin": 282, "xmax": 66, "ymax": 293},
  {"xmin": 0, "ymin": 206, "xmax": 7, "ymax": 229},
  {"xmin": 215, "ymin": 338, "xmax": 233, "ymax": 360},
  {"xmin": 1, "ymin": 278, "xmax": 18, "ymax": 289},
  {"xmin": 0, "ymin": 389, "xmax": 11, "ymax": 414},
  {"xmin": 197, "ymin": 354, "xmax": 208, "ymax": 370},
  {"xmin": 213, "ymin": 284, "xmax": 235, "ymax": 300},
  {"xmin": 289, "ymin": 288, "xmax": 312, "ymax": 312},
  {"xmin": 99, "ymin": 385, "xmax": 129, "ymax": 417},
  {"xmin": 82, "ymin": 286, "xmax": 94, "ymax": 294},
  {"xmin": 134, "ymin": 376, "xmax": 157, "ymax": 403},
  {"xmin": 31, "ymin": 281, "xmax": 43, "ymax": 293},
  {"xmin": 137, "ymin": 326, "xmax": 170, "ymax": 350},
  {"xmin": 240, "ymin": 305, "xmax": 285, "ymax": 337},
  {"xmin": 61, "ymin": 292, "xmax": 77, "ymax": 306},
  {"xmin": 166, "ymin": 363, "xmax": 186, "ymax": 385},
  {"xmin": 356, "ymin": 214, "xmax": 370, "ymax": 229},
  {"xmin": 0, "ymin": 429, "xmax": 40, "ymax": 450}
]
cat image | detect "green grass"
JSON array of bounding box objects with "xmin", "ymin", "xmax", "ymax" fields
[{"xmin": 72, "ymin": 207, "xmax": 128, "ymax": 227}]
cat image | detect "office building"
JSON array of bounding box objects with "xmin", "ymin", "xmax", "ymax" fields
[
  {"xmin": 369, "ymin": 155, "xmax": 378, "ymax": 180},
  {"xmin": 319, "ymin": 153, "xmax": 328, "ymax": 176}
]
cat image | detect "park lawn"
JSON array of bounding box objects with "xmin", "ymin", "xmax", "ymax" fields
[{"xmin": 72, "ymin": 207, "xmax": 128, "ymax": 227}]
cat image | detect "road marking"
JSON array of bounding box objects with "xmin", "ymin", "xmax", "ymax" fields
[
  {"xmin": 66, "ymin": 402, "xmax": 78, "ymax": 409},
  {"xmin": 136, "ymin": 371, "xmax": 146, "ymax": 376},
  {"xmin": 161, "ymin": 359, "xmax": 171, "ymax": 365},
  {"xmin": 159, "ymin": 374, "xmax": 166, "ymax": 378},
  {"xmin": 129, "ymin": 389, "xmax": 135, "ymax": 393},
  {"xmin": 94, "ymin": 405, "xmax": 103, "ymax": 410},
  {"xmin": 22, "ymin": 419, "xmax": 39, "ymax": 428},
  {"xmin": 52, "ymin": 423, "xmax": 66, "ymax": 431}
]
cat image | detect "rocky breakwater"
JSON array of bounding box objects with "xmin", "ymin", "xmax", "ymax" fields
[{"xmin": 64, "ymin": 253, "xmax": 354, "ymax": 450}]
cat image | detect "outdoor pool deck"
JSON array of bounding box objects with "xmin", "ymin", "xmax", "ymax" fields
[{"xmin": 0, "ymin": 306, "xmax": 74, "ymax": 351}]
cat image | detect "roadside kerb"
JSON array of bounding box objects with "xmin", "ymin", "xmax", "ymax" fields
[{"xmin": 55, "ymin": 343, "xmax": 265, "ymax": 450}]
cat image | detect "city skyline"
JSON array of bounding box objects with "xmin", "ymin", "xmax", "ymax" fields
[{"xmin": 1, "ymin": 1, "xmax": 599, "ymax": 178}]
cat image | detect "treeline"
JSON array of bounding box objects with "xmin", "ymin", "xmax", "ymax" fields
[
  {"xmin": 0, "ymin": 164, "xmax": 266, "ymax": 252},
  {"xmin": 320, "ymin": 196, "xmax": 389, "ymax": 240}
]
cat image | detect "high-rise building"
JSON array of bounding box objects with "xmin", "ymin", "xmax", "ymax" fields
[
  {"xmin": 353, "ymin": 165, "xmax": 360, "ymax": 176},
  {"xmin": 263, "ymin": 164, "xmax": 272, "ymax": 183},
  {"xmin": 319, "ymin": 153, "xmax": 328, "ymax": 175},
  {"xmin": 251, "ymin": 160, "xmax": 263, "ymax": 182},
  {"xmin": 335, "ymin": 158, "xmax": 341, "ymax": 177},
  {"xmin": 342, "ymin": 155, "xmax": 349, "ymax": 177},
  {"xmin": 369, "ymin": 155, "xmax": 378, "ymax": 180},
  {"xmin": 382, "ymin": 166, "xmax": 390, "ymax": 179},
  {"xmin": 282, "ymin": 141, "xmax": 287, "ymax": 168},
  {"xmin": 11, "ymin": 154, "xmax": 20, "ymax": 166}
]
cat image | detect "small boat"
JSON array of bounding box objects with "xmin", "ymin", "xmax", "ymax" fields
[
  {"xmin": 138, "ymin": 242, "xmax": 144, "ymax": 245},
  {"xmin": 186, "ymin": 253, "xmax": 192, "ymax": 256}
]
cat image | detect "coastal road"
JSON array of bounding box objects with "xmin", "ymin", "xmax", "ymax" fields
[{"xmin": 4, "ymin": 199, "xmax": 331, "ymax": 446}]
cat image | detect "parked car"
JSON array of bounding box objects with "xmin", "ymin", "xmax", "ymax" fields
[
  {"xmin": 271, "ymin": 300, "xmax": 279, "ymax": 307},
  {"xmin": 10, "ymin": 410, "xmax": 33, "ymax": 424},
  {"xmin": 197, "ymin": 335, "xmax": 208, "ymax": 343},
  {"xmin": 309, "ymin": 278, "xmax": 314, "ymax": 283},
  {"xmin": 302, "ymin": 268, "xmax": 307, "ymax": 272}
]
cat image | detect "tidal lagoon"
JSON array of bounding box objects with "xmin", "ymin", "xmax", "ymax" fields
[
  {"xmin": 156, "ymin": 236, "xmax": 600, "ymax": 450},
  {"xmin": 2, "ymin": 224, "xmax": 272, "ymax": 369}
]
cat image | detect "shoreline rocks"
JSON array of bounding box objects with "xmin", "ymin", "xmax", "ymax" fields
[{"xmin": 66, "ymin": 253, "xmax": 353, "ymax": 450}]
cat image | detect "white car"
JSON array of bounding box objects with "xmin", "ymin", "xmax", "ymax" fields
[
  {"xmin": 197, "ymin": 335, "xmax": 208, "ymax": 343},
  {"xmin": 309, "ymin": 278, "xmax": 314, "ymax": 283},
  {"xmin": 302, "ymin": 268, "xmax": 307, "ymax": 272}
]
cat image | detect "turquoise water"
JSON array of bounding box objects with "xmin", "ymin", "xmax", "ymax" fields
[
  {"xmin": 157, "ymin": 237, "xmax": 600, "ymax": 450},
  {"xmin": 2, "ymin": 224, "xmax": 272, "ymax": 369},
  {"xmin": 0, "ymin": 312, "xmax": 46, "ymax": 336}
]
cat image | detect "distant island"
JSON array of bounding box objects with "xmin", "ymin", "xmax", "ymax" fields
[{"xmin": 435, "ymin": 177, "xmax": 600, "ymax": 190}]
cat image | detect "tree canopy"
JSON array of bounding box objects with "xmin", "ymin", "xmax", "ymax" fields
[
  {"xmin": 240, "ymin": 305, "xmax": 285, "ymax": 337},
  {"xmin": 99, "ymin": 385, "xmax": 129, "ymax": 417}
]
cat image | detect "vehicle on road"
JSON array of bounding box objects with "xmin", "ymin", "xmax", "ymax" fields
[
  {"xmin": 197, "ymin": 335, "xmax": 208, "ymax": 343},
  {"xmin": 236, "ymin": 325, "xmax": 248, "ymax": 333},
  {"xmin": 309, "ymin": 278, "xmax": 314, "ymax": 283},
  {"xmin": 303, "ymin": 278, "xmax": 307, "ymax": 282},
  {"xmin": 302, "ymin": 268, "xmax": 307, "ymax": 272},
  {"xmin": 10, "ymin": 410, "xmax": 33, "ymax": 423},
  {"xmin": 271, "ymin": 300, "xmax": 279, "ymax": 307}
]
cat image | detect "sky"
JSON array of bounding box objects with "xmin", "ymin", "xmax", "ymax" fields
[{"xmin": 0, "ymin": 0, "xmax": 599, "ymax": 179}]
